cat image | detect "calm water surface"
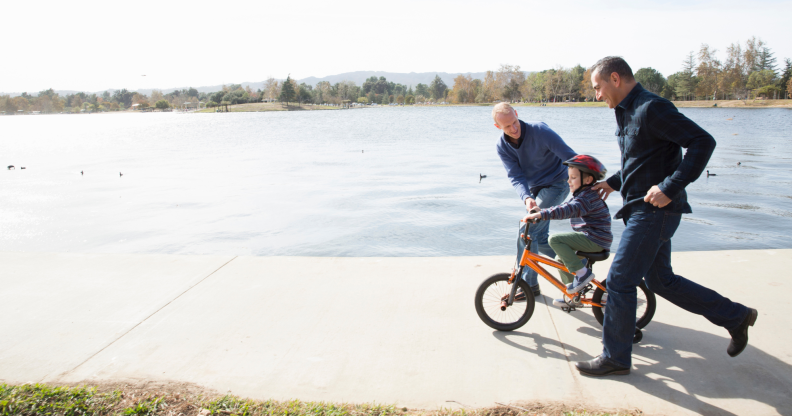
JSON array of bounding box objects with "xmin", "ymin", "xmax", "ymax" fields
[{"xmin": 1, "ymin": 106, "xmax": 791, "ymax": 256}]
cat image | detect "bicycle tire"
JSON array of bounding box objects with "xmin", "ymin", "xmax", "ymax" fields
[
  {"xmin": 475, "ymin": 273, "xmax": 535, "ymax": 331},
  {"xmin": 591, "ymin": 279, "xmax": 656, "ymax": 329}
]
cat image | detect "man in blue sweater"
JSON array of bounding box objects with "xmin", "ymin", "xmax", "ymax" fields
[{"xmin": 493, "ymin": 103, "xmax": 577, "ymax": 296}]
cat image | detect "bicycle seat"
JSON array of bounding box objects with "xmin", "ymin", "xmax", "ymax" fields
[{"xmin": 576, "ymin": 250, "xmax": 610, "ymax": 262}]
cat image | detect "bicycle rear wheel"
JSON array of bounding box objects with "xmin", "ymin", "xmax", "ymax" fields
[
  {"xmin": 475, "ymin": 273, "xmax": 535, "ymax": 331},
  {"xmin": 591, "ymin": 279, "xmax": 656, "ymax": 329}
]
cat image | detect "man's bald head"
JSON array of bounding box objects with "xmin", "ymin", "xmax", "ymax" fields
[{"xmin": 492, "ymin": 102, "xmax": 516, "ymax": 126}]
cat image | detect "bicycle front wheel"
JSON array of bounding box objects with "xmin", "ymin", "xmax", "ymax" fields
[
  {"xmin": 592, "ymin": 279, "xmax": 656, "ymax": 329},
  {"xmin": 475, "ymin": 273, "xmax": 535, "ymax": 331}
]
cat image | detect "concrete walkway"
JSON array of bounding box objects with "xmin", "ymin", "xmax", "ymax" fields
[{"xmin": 1, "ymin": 250, "xmax": 790, "ymax": 415}]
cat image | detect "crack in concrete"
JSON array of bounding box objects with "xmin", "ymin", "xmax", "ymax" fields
[
  {"xmin": 541, "ymin": 294, "xmax": 576, "ymax": 372},
  {"xmin": 53, "ymin": 256, "xmax": 238, "ymax": 381}
]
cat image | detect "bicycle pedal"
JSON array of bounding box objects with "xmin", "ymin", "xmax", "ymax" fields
[{"xmin": 561, "ymin": 306, "xmax": 576, "ymax": 313}]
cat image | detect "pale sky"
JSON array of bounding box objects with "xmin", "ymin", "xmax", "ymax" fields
[{"xmin": 3, "ymin": 0, "xmax": 791, "ymax": 93}]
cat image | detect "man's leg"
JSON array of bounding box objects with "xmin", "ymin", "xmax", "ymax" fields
[
  {"xmin": 519, "ymin": 180, "xmax": 570, "ymax": 288},
  {"xmin": 599, "ymin": 211, "xmax": 669, "ymax": 369},
  {"xmin": 643, "ymin": 214, "xmax": 749, "ymax": 331}
]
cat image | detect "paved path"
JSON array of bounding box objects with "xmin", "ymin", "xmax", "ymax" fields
[{"xmin": 1, "ymin": 250, "xmax": 790, "ymax": 415}]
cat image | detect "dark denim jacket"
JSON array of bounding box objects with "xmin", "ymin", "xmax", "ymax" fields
[{"xmin": 605, "ymin": 83, "xmax": 716, "ymax": 219}]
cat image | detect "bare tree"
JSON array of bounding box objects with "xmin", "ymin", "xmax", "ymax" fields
[
  {"xmin": 264, "ymin": 77, "xmax": 280, "ymax": 102},
  {"xmin": 696, "ymin": 44, "xmax": 721, "ymax": 99},
  {"xmin": 495, "ymin": 64, "xmax": 526, "ymax": 101}
]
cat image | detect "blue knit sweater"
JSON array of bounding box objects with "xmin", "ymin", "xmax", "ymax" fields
[
  {"xmin": 539, "ymin": 187, "xmax": 613, "ymax": 250},
  {"xmin": 496, "ymin": 120, "xmax": 577, "ymax": 202}
]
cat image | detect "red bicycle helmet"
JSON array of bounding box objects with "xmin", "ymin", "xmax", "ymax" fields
[{"xmin": 563, "ymin": 155, "xmax": 607, "ymax": 181}]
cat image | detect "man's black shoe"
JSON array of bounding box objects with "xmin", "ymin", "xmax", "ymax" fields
[
  {"xmin": 576, "ymin": 355, "xmax": 630, "ymax": 376},
  {"xmin": 727, "ymin": 308, "xmax": 758, "ymax": 357},
  {"xmin": 531, "ymin": 284, "xmax": 540, "ymax": 296}
]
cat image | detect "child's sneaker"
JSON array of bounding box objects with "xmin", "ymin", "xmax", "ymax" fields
[
  {"xmin": 569, "ymin": 268, "xmax": 595, "ymax": 294},
  {"xmin": 553, "ymin": 297, "xmax": 583, "ymax": 308}
]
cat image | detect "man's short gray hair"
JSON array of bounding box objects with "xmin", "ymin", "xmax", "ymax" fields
[
  {"xmin": 590, "ymin": 56, "xmax": 635, "ymax": 82},
  {"xmin": 492, "ymin": 102, "xmax": 515, "ymax": 125}
]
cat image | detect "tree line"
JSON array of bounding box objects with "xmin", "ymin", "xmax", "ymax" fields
[
  {"xmin": 0, "ymin": 87, "xmax": 204, "ymax": 114},
  {"xmin": 270, "ymin": 74, "xmax": 451, "ymax": 106},
  {"xmin": 2, "ymin": 36, "xmax": 789, "ymax": 114},
  {"xmin": 449, "ymin": 37, "xmax": 790, "ymax": 104}
]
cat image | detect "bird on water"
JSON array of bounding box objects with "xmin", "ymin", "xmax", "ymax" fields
[
  {"xmin": 707, "ymin": 170, "xmax": 716, "ymax": 177},
  {"xmin": 479, "ymin": 173, "xmax": 487, "ymax": 183}
]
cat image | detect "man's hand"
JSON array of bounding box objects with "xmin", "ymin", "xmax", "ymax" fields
[
  {"xmin": 592, "ymin": 181, "xmax": 614, "ymax": 201},
  {"xmin": 525, "ymin": 197, "xmax": 538, "ymax": 211},
  {"xmin": 644, "ymin": 185, "xmax": 671, "ymax": 208}
]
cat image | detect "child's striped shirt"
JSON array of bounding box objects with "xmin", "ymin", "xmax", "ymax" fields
[{"xmin": 539, "ymin": 187, "xmax": 612, "ymax": 250}]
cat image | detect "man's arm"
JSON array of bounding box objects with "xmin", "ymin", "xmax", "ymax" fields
[
  {"xmin": 538, "ymin": 122, "xmax": 577, "ymax": 161},
  {"xmin": 646, "ymin": 99, "xmax": 716, "ymax": 200},
  {"xmin": 497, "ymin": 145, "xmax": 534, "ymax": 205},
  {"xmin": 592, "ymin": 171, "xmax": 621, "ymax": 201},
  {"xmin": 605, "ymin": 171, "xmax": 622, "ymax": 191}
]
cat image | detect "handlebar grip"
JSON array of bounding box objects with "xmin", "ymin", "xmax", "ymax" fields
[{"xmin": 522, "ymin": 207, "xmax": 542, "ymax": 224}]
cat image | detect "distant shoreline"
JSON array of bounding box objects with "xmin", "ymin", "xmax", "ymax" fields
[
  {"xmin": 3, "ymin": 99, "xmax": 789, "ymax": 117},
  {"xmin": 203, "ymin": 99, "xmax": 790, "ymax": 112},
  {"xmin": 499, "ymin": 99, "xmax": 791, "ymax": 109}
]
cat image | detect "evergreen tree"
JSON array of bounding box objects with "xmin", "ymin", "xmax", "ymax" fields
[
  {"xmin": 415, "ymin": 83, "xmax": 428, "ymax": 98},
  {"xmin": 429, "ymin": 75, "xmax": 448, "ymax": 101},
  {"xmin": 279, "ymin": 75, "xmax": 296, "ymax": 106},
  {"xmin": 758, "ymin": 47, "xmax": 778, "ymax": 74},
  {"xmin": 675, "ymin": 52, "xmax": 698, "ymax": 100},
  {"xmin": 778, "ymin": 59, "xmax": 792, "ymax": 99}
]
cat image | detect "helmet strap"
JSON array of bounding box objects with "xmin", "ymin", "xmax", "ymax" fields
[{"xmin": 574, "ymin": 172, "xmax": 594, "ymax": 196}]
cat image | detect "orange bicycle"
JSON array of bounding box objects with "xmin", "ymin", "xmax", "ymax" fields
[{"xmin": 474, "ymin": 217, "xmax": 656, "ymax": 343}]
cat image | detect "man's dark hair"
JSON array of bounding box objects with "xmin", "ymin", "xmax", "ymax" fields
[{"xmin": 591, "ymin": 56, "xmax": 634, "ymax": 81}]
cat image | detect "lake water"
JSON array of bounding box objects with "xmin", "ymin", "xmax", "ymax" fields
[{"xmin": 1, "ymin": 106, "xmax": 791, "ymax": 257}]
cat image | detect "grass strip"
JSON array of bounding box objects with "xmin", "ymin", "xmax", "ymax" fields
[{"xmin": 0, "ymin": 383, "xmax": 638, "ymax": 416}]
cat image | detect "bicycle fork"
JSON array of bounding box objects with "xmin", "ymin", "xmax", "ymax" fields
[{"xmin": 500, "ymin": 264, "xmax": 524, "ymax": 311}]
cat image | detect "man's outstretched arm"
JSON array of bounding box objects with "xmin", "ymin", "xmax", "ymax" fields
[{"xmin": 497, "ymin": 146, "xmax": 537, "ymax": 209}]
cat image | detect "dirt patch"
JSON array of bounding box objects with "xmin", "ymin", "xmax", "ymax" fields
[{"xmin": 495, "ymin": 401, "xmax": 643, "ymax": 416}]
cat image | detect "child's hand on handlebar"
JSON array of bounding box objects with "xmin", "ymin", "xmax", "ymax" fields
[{"xmin": 522, "ymin": 211, "xmax": 542, "ymax": 223}]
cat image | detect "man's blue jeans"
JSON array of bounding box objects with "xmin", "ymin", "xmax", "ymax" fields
[
  {"xmin": 516, "ymin": 179, "xmax": 570, "ymax": 287},
  {"xmin": 602, "ymin": 209, "xmax": 749, "ymax": 367}
]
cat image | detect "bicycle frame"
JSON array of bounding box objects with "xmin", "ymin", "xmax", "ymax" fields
[{"xmin": 509, "ymin": 225, "xmax": 606, "ymax": 308}]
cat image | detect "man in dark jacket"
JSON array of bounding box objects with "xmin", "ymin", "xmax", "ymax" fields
[{"xmin": 577, "ymin": 56, "xmax": 757, "ymax": 377}]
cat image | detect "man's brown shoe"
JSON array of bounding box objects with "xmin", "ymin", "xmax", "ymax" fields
[{"xmin": 728, "ymin": 308, "xmax": 758, "ymax": 357}]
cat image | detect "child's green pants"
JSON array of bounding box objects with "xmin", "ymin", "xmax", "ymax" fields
[{"xmin": 548, "ymin": 232, "xmax": 606, "ymax": 284}]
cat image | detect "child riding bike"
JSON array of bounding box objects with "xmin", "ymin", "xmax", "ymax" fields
[{"xmin": 523, "ymin": 155, "xmax": 612, "ymax": 307}]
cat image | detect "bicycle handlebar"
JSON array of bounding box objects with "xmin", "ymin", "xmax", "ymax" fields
[{"xmin": 520, "ymin": 207, "xmax": 542, "ymax": 225}]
